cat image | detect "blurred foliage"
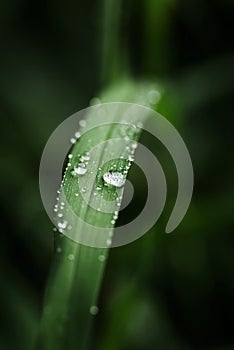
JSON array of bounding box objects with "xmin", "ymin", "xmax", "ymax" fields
[{"xmin": 1, "ymin": 0, "xmax": 234, "ymax": 349}]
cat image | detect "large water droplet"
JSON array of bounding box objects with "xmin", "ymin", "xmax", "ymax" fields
[{"xmin": 103, "ymin": 172, "xmax": 126, "ymax": 188}]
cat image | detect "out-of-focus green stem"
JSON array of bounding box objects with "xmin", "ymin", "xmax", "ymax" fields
[{"xmin": 101, "ymin": 0, "xmax": 124, "ymax": 86}]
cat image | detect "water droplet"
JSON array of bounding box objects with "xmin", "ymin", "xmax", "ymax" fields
[
  {"xmin": 58, "ymin": 220, "xmax": 68, "ymax": 229},
  {"xmin": 103, "ymin": 172, "xmax": 126, "ymax": 188},
  {"xmin": 74, "ymin": 166, "xmax": 87, "ymax": 175},
  {"xmin": 81, "ymin": 154, "xmax": 90, "ymax": 161},
  {"xmin": 75, "ymin": 193, "xmax": 79, "ymax": 196},
  {"xmin": 90, "ymin": 97, "xmax": 101, "ymax": 105},
  {"xmin": 89, "ymin": 305, "xmax": 99, "ymax": 315},
  {"xmin": 147, "ymin": 89, "xmax": 161, "ymax": 105},
  {"xmin": 79, "ymin": 120, "xmax": 86, "ymax": 128},
  {"xmin": 68, "ymin": 254, "xmax": 75, "ymax": 261},
  {"xmin": 98, "ymin": 255, "xmax": 105, "ymax": 262},
  {"xmin": 56, "ymin": 247, "xmax": 62, "ymax": 253},
  {"xmin": 75, "ymin": 131, "xmax": 81, "ymax": 138},
  {"xmin": 111, "ymin": 219, "xmax": 115, "ymax": 225},
  {"xmin": 68, "ymin": 154, "xmax": 73, "ymax": 159},
  {"xmin": 106, "ymin": 238, "xmax": 112, "ymax": 247},
  {"xmin": 131, "ymin": 142, "xmax": 138, "ymax": 149},
  {"xmin": 70, "ymin": 138, "xmax": 76, "ymax": 144},
  {"xmin": 58, "ymin": 213, "xmax": 63, "ymax": 218}
]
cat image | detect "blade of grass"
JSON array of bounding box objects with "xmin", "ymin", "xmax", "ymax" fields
[{"xmin": 36, "ymin": 81, "xmax": 161, "ymax": 350}]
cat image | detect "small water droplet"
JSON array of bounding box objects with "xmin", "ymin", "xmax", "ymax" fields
[
  {"xmin": 68, "ymin": 154, "xmax": 73, "ymax": 159},
  {"xmin": 98, "ymin": 255, "xmax": 105, "ymax": 262},
  {"xmin": 58, "ymin": 220, "xmax": 68, "ymax": 229},
  {"xmin": 56, "ymin": 247, "xmax": 62, "ymax": 253},
  {"xmin": 89, "ymin": 305, "xmax": 99, "ymax": 315},
  {"xmin": 103, "ymin": 172, "xmax": 126, "ymax": 188},
  {"xmin": 81, "ymin": 154, "xmax": 90, "ymax": 161},
  {"xmin": 70, "ymin": 138, "xmax": 76, "ymax": 144},
  {"xmin": 58, "ymin": 213, "xmax": 63, "ymax": 218},
  {"xmin": 147, "ymin": 89, "xmax": 161, "ymax": 105},
  {"xmin": 106, "ymin": 238, "xmax": 112, "ymax": 247},
  {"xmin": 90, "ymin": 97, "xmax": 101, "ymax": 105},
  {"xmin": 75, "ymin": 131, "xmax": 81, "ymax": 138},
  {"xmin": 79, "ymin": 120, "xmax": 87, "ymax": 128},
  {"xmin": 74, "ymin": 166, "xmax": 87, "ymax": 175},
  {"xmin": 68, "ymin": 254, "xmax": 75, "ymax": 261},
  {"xmin": 131, "ymin": 142, "xmax": 138, "ymax": 149},
  {"xmin": 111, "ymin": 219, "xmax": 115, "ymax": 225}
]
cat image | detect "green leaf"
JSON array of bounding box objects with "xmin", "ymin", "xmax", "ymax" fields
[{"xmin": 36, "ymin": 80, "xmax": 161, "ymax": 350}]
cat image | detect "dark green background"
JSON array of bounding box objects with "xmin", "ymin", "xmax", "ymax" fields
[{"xmin": 1, "ymin": 0, "xmax": 234, "ymax": 349}]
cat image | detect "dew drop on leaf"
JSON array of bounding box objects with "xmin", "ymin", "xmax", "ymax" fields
[
  {"xmin": 89, "ymin": 305, "xmax": 99, "ymax": 315},
  {"xmin": 98, "ymin": 255, "xmax": 105, "ymax": 262},
  {"xmin": 70, "ymin": 138, "xmax": 76, "ymax": 144},
  {"xmin": 103, "ymin": 172, "xmax": 126, "ymax": 188},
  {"xmin": 68, "ymin": 254, "xmax": 75, "ymax": 261},
  {"xmin": 58, "ymin": 220, "xmax": 68, "ymax": 229},
  {"xmin": 73, "ymin": 166, "xmax": 87, "ymax": 175}
]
